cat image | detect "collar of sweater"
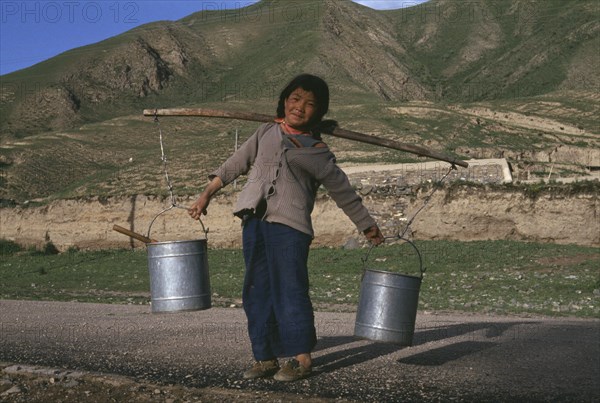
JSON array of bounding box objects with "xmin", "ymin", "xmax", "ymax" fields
[{"xmin": 274, "ymin": 117, "xmax": 313, "ymax": 135}]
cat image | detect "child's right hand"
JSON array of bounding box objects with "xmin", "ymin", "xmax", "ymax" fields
[
  {"xmin": 188, "ymin": 176, "xmax": 223, "ymax": 220},
  {"xmin": 188, "ymin": 195, "xmax": 210, "ymax": 220}
]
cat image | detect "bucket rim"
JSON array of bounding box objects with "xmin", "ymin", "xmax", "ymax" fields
[
  {"xmin": 147, "ymin": 238, "xmax": 207, "ymax": 246},
  {"xmin": 363, "ymin": 268, "xmax": 422, "ymax": 280}
]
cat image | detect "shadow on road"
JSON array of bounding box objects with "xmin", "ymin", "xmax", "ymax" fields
[
  {"xmin": 313, "ymin": 321, "xmax": 534, "ymax": 372},
  {"xmin": 313, "ymin": 337, "xmax": 401, "ymax": 373},
  {"xmin": 399, "ymin": 341, "xmax": 498, "ymax": 366},
  {"xmin": 411, "ymin": 321, "xmax": 534, "ymax": 346}
]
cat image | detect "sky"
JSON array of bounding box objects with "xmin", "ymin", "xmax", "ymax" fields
[{"xmin": 0, "ymin": 0, "xmax": 428, "ymax": 76}]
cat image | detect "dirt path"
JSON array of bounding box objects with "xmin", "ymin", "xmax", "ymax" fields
[{"xmin": 1, "ymin": 300, "xmax": 598, "ymax": 402}]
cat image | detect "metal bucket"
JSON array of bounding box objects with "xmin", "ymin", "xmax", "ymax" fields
[
  {"xmin": 147, "ymin": 239, "xmax": 211, "ymax": 313},
  {"xmin": 354, "ymin": 237, "xmax": 424, "ymax": 346}
]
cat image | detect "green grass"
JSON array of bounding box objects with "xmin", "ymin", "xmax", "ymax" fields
[{"xmin": 1, "ymin": 240, "xmax": 598, "ymax": 318}]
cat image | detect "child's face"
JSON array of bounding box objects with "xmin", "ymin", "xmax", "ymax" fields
[{"xmin": 284, "ymin": 88, "xmax": 318, "ymax": 131}]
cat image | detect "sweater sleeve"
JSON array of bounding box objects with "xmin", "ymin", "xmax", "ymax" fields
[
  {"xmin": 293, "ymin": 149, "xmax": 376, "ymax": 232},
  {"xmin": 208, "ymin": 124, "xmax": 268, "ymax": 186}
]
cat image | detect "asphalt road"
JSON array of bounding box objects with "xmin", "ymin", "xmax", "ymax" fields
[{"xmin": 1, "ymin": 300, "xmax": 598, "ymax": 402}]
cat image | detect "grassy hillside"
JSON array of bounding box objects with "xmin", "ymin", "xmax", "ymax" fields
[
  {"xmin": 393, "ymin": 0, "xmax": 600, "ymax": 101},
  {"xmin": 1, "ymin": 93, "xmax": 597, "ymax": 203}
]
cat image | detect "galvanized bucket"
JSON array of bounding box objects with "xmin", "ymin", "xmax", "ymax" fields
[
  {"xmin": 146, "ymin": 207, "xmax": 211, "ymax": 313},
  {"xmin": 147, "ymin": 239, "xmax": 211, "ymax": 313},
  {"xmin": 354, "ymin": 237, "xmax": 424, "ymax": 345}
]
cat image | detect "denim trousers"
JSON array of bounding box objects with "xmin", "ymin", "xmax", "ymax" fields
[{"xmin": 242, "ymin": 217, "xmax": 317, "ymax": 360}]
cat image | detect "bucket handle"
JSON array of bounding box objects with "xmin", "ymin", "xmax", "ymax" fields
[
  {"xmin": 361, "ymin": 236, "xmax": 425, "ymax": 279},
  {"xmin": 147, "ymin": 204, "xmax": 208, "ymax": 241}
]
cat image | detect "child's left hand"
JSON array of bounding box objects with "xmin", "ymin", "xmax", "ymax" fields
[{"xmin": 364, "ymin": 225, "xmax": 384, "ymax": 246}]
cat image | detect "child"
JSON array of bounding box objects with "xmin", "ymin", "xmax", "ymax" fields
[{"xmin": 189, "ymin": 74, "xmax": 383, "ymax": 381}]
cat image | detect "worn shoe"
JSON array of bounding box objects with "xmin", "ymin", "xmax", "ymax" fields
[
  {"xmin": 273, "ymin": 359, "xmax": 312, "ymax": 382},
  {"xmin": 243, "ymin": 359, "xmax": 279, "ymax": 379}
]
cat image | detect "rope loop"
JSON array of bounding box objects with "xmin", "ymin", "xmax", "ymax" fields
[
  {"xmin": 149, "ymin": 109, "xmax": 209, "ymax": 240},
  {"xmin": 397, "ymin": 163, "xmax": 455, "ymax": 239},
  {"xmin": 361, "ymin": 162, "xmax": 456, "ymax": 278}
]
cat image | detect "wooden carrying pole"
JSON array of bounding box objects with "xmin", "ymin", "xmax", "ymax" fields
[
  {"xmin": 143, "ymin": 108, "xmax": 469, "ymax": 168},
  {"xmin": 112, "ymin": 224, "xmax": 158, "ymax": 244}
]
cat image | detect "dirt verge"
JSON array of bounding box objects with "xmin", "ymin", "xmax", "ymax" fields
[{"xmin": 1, "ymin": 363, "xmax": 338, "ymax": 403}]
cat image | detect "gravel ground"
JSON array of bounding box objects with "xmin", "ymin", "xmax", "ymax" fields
[{"xmin": 1, "ymin": 300, "xmax": 598, "ymax": 402}]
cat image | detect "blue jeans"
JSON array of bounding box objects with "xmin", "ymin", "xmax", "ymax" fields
[{"xmin": 242, "ymin": 218, "xmax": 316, "ymax": 360}]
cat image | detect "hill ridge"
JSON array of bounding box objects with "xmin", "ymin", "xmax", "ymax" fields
[{"xmin": 1, "ymin": 0, "xmax": 598, "ymax": 135}]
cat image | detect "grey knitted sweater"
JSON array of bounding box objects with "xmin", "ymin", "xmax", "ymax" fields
[{"xmin": 210, "ymin": 122, "xmax": 376, "ymax": 237}]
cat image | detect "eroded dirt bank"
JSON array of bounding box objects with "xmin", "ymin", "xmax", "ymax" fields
[{"xmin": 1, "ymin": 186, "xmax": 597, "ymax": 250}]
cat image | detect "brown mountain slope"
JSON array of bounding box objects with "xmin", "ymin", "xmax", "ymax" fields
[{"xmin": 1, "ymin": 0, "xmax": 597, "ymax": 136}]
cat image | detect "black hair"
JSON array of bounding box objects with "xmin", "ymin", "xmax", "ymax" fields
[{"xmin": 276, "ymin": 74, "xmax": 330, "ymax": 124}]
